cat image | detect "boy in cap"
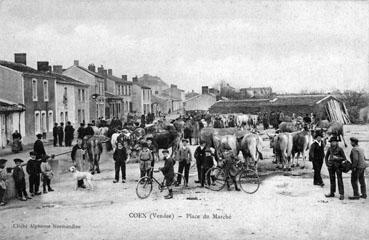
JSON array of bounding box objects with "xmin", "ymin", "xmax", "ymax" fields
[
  {"xmin": 325, "ymin": 136, "xmax": 347, "ymax": 200},
  {"xmin": 26, "ymin": 151, "xmax": 42, "ymax": 196},
  {"xmin": 159, "ymin": 149, "xmax": 175, "ymax": 199},
  {"xmin": 175, "ymin": 139, "xmax": 192, "ymax": 187},
  {"xmin": 113, "ymin": 141, "xmax": 128, "ymax": 183},
  {"xmin": 0, "ymin": 159, "xmax": 8, "ymax": 206},
  {"xmin": 194, "ymin": 141, "xmax": 207, "ymax": 184},
  {"xmin": 200, "ymin": 148, "xmax": 215, "ymax": 187},
  {"xmin": 309, "ymin": 131, "xmax": 325, "ymax": 186},
  {"xmin": 349, "ymin": 137, "xmax": 367, "ymax": 200},
  {"xmin": 13, "ymin": 159, "xmax": 31, "ymax": 201},
  {"xmin": 220, "ymin": 143, "xmax": 240, "ymax": 191},
  {"xmin": 139, "ymin": 142, "xmax": 152, "ymax": 179},
  {"xmin": 41, "ymin": 156, "xmax": 54, "ymax": 193}
]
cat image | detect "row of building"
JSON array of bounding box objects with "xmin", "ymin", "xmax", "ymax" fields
[{"xmin": 0, "ymin": 53, "xmax": 218, "ymax": 147}]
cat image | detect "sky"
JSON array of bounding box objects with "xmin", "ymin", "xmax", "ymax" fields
[{"xmin": 0, "ymin": 0, "xmax": 368, "ymax": 93}]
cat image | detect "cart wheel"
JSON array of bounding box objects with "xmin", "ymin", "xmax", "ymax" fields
[
  {"xmin": 238, "ymin": 169, "xmax": 260, "ymax": 194},
  {"xmin": 136, "ymin": 177, "xmax": 153, "ymax": 199},
  {"xmin": 205, "ymin": 167, "xmax": 226, "ymax": 191}
]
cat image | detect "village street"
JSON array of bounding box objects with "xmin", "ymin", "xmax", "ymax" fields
[{"xmin": 1, "ymin": 125, "xmax": 369, "ymax": 240}]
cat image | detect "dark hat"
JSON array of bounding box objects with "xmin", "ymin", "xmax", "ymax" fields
[
  {"xmin": 350, "ymin": 137, "xmax": 359, "ymax": 144},
  {"xmin": 0, "ymin": 159, "xmax": 7, "ymax": 165},
  {"xmin": 182, "ymin": 139, "xmax": 189, "ymax": 143},
  {"xmin": 36, "ymin": 133, "xmax": 43, "ymax": 138},
  {"xmin": 162, "ymin": 149, "xmax": 170, "ymax": 154},
  {"xmin": 14, "ymin": 158, "xmax": 24, "ymax": 163},
  {"xmin": 29, "ymin": 151, "xmax": 36, "ymax": 156},
  {"xmin": 329, "ymin": 136, "xmax": 339, "ymax": 142},
  {"xmin": 141, "ymin": 142, "xmax": 148, "ymax": 148},
  {"xmin": 314, "ymin": 131, "xmax": 323, "ymax": 138}
]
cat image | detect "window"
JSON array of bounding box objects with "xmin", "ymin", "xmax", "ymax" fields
[
  {"xmin": 82, "ymin": 109, "xmax": 85, "ymax": 122},
  {"xmin": 82, "ymin": 89, "xmax": 85, "ymax": 102},
  {"xmin": 41, "ymin": 111, "xmax": 47, "ymax": 133},
  {"xmin": 60, "ymin": 112, "xmax": 64, "ymax": 123},
  {"xmin": 78, "ymin": 109, "xmax": 81, "ymax": 123},
  {"xmin": 32, "ymin": 79, "xmax": 37, "ymax": 101},
  {"xmin": 43, "ymin": 80, "xmax": 49, "ymax": 101},
  {"xmin": 48, "ymin": 111, "xmax": 53, "ymax": 132},
  {"xmin": 78, "ymin": 89, "xmax": 81, "ymax": 102},
  {"xmin": 65, "ymin": 111, "xmax": 68, "ymax": 122},
  {"xmin": 63, "ymin": 87, "xmax": 68, "ymax": 105},
  {"xmin": 34, "ymin": 111, "xmax": 40, "ymax": 134},
  {"xmin": 128, "ymin": 86, "xmax": 131, "ymax": 95}
]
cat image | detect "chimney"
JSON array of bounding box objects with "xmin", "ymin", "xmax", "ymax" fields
[
  {"xmin": 97, "ymin": 65, "xmax": 104, "ymax": 74},
  {"xmin": 102, "ymin": 69, "xmax": 107, "ymax": 77},
  {"xmin": 88, "ymin": 64, "xmax": 95, "ymax": 72},
  {"xmin": 74, "ymin": 60, "xmax": 79, "ymax": 66},
  {"xmin": 202, "ymin": 86, "xmax": 209, "ymax": 94},
  {"xmin": 37, "ymin": 61, "xmax": 49, "ymax": 72},
  {"xmin": 14, "ymin": 53, "xmax": 26, "ymax": 65},
  {"xmin": 48, "ymin": 66, "xmax": 52, "ymax": 72},
  {"xmin": 108, "ymin": 69, "xmax": 112, "ymax": 76},
  {"xmin": 132, "ymin": 76, "xmax": 138, "ymax": 83},
  {"xmin": 53, "ymin": 65, "xmax": 63, "ymax": 74},
  {"xmin": 170, "ymin": 84, "xmax": 177, "ymax": 89},
  {"xmin": 122, "ymin": 75, "xmax": 127, "ymax": 81}
]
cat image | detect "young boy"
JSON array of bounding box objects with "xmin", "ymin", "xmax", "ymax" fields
[
  {"xmin": 40, "ymin": 156, "xmax": 54, "ymax": 193},
  {"xmin": 0, "ymin": 159, "xmax": 8, "ymax": 206},
  {"xmin": 26, "ymin": 151, "xmax": 41, "ymax": 196},
  {"xmin": 139, "ymin": 142, "xmax": 152, "ymax": 178},
  {"xmin": 201, "ymin": 148, "xmax": 215, "ymax": 187},
  {"xmin": 13, "ymin": 158, "xmax": 32, "ymax": 201},
  {"xmin": 159, "ymin": 149, "xmax": 175, "ymax": 199},
  {"xmin": 113, "ymin": 141, "xmax": 128, "ymax": 183},
  {"xmin": 176, "ymin": 139, "xmax": 192, "ymax": 187}
]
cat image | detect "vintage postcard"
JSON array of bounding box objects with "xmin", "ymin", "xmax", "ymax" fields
[{"xmin": 0, "ymin": 0, "xmax": 368, "ymax": 239}]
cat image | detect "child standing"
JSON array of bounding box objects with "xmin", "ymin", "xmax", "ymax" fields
[
  {"xmin": 13, "ymin": 158, "xmax": 32, "ymax": 201},
  {"xmin": 40, "ymin": 156, "xmax": 54, "ymax": 193},
  {"xmin": 200, "ymin": 148, "xmax": 215, "ymax": 187},
  {"xmin": 159, "ymin": 149, "xmax": 175, "ymax": 199},
  {"xmin": 26, "ymin": 151, "xmax": 41, "ymax": 196},
  {"xmin": 113, "ymin": 141, "xmax": 128, "ymax": 183},
  {"xmin": 0, "ymin": 159, "xmax": 8, "ymax": 206},
  {"xmin": 139, "ymin": 142, "xmax": 152, "ymax": 178}
]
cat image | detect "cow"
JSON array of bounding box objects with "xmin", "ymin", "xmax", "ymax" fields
[
  {"xmin": 236, "ymin": 114, "xmax": 249, "ymax": 129},
  {"xmin": 239, "ymin": 134, "xmax": 263, "ymax": 168},
  {"xmin": 269, "ymin": 133, "xmax": 293, "ymax": 170},
  {"xmin": 316, "ymin": 120, "xmax": 347, "ymax": 147},
  {"xmin": 145, "ymin": 130, "xmax": 181, "ymax": 157},
  {"xmin": 278, "ymin": 122, "xmax": 299, "ymax": 133},
  {"xmin": 290, "ymin": 130, "xmax": 312, "ymax": 168}
]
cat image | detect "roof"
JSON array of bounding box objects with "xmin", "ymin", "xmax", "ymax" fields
[
  {"xmin": 107, "ymin": 75, "xmax": 132, "ymax": 85},
  {"xmin": 0, "ymin": 60, "xmax": 53, "ymax": 78},
  {"xmin": 185, "ymin": 93, "xmax": 217, "ymax": 102},
  {"xmin": 0, "ymin": 98, "xmax": 25, "ymax": 113},
  {"xmin": 52, "ymin": 73, "xmax": 88, "ymax": 87},
  {"xmin": 133, "ymin": 82, "xmax": 151, "ymax": 89},
  {"xmin": 269, "ymin": 95, "xmax": 340, "ymax": 106},
  {"xmin": 66, "ymin": 65, "xmax": 105, "ymax": 79},
  {"xmin": 105, "ymin": 92, "xmax": 124, "ymax": 100},
  {"xmin": 152, "ymin": 94, "xmax": 182, "ymax": 104}
]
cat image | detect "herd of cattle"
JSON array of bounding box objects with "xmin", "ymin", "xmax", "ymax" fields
[{"xmin": 82, "ymin": 113, "xmax": 345, "ymax": 173}]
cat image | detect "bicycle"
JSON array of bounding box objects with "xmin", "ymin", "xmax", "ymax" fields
[
  {"xmin": 135, "ymin": 168, "xmax": 187, "ymax": 199},
  {"xmin": 205, "ymin": 160, "xmax": 260, "ymax": 194}
]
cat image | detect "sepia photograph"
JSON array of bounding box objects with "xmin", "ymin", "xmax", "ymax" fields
[{"xmin": 0, "ymin": 0, "xmax": 368, "ymax": 239}]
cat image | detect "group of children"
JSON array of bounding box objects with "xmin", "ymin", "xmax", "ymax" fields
[{"xmin": 0, "ymin": 151, "xmax": 54, "ymax": 206}]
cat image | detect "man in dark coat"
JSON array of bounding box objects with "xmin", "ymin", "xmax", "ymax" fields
[
  {"xmin": 325, "ymin": 136, "xmax": 347, "ymax": 200},
  {"xmin": 57, "ymin": 122, "xmax": 64, "ymax": 147},
  {"xmin": 34, "ymin": 133, "xmax": 46, "ymax": 160},
  {"xmin": 84, "ymin": 123, "xmax": 94, "ymax": 137},
  {"xmin": 194, "ymin": 141, "xmax": 206, "ymax": 184},
  {"xmin": 64, "ymin": 121, "xmax": 75, "ymax": 147},
  {"xmin": 52, "ymin": 123, "xmax": 58, "ymax": 147},
  {"xmin": 349, "ymin": 137, "xmax": 367, "ymax": 200},
  {"xmin": 309, "ymin": 131, "xmax": 325, "ymax": 186},
  {"xmin": 77, "ymin": 123, "xmax": 85, "ymax": 139},
  {"xmin": 13, "ymin": 158, "xmax": 31, "ymax": 201},
  {"xmin": 26, "ymin": 151, "xmax": 41, "ymax": 196},
  {"xmin": 159, "ymin": 149, "xmax": 175, "ymax": 199},
  {"xmin": 113, "ymin": 142, "xmax": 128, "ymax": 183}
]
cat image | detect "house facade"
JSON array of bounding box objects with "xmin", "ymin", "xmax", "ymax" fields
[
  {"xmin": 132, "ymin": 77, "xmax": 152, "ymax": 115},
  {"xmin": 0, "ymin": 99, "xmax": 25, "ymax": 148},
  {"xmin": 63, "ymin": 61, "xmax": 106, "ymax": 122}
]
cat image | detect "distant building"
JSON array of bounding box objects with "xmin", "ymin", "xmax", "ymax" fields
[
  {"xmin": 138, "ymin": 74, "xmax": 168, "ymax": 96},
  {"xmin": 160, "ymin": 84, "xmax": 185, "ymax": 113},
  {"xmin": 0, "ymin": 54, "xmax": 57, "ymax": 144},
  {"xmin": 152, "ymin": 95, "xmax": 182, "ymax": 115},
  {"xmin": 239, "ymin": 87, "xmax": 272, "ymax": 99},
  {"xmin": 63, "ymin": 61, "xmax": 106, "ymax": 121},
  {"xmin": 132, "ymin": 77, "xmax": 152, "ymax": 115},
  {"xmin": 184, "ymin": 86, "xmax": 217, "ymax": 112},
  {"xmin": 185, "ymin": 90, "xmax": 200, "ymax": 100}
]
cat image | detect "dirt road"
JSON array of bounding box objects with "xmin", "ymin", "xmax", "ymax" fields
[{"xmin": 1, "ymin": 124, "xmax": 369, "ymax": 240}]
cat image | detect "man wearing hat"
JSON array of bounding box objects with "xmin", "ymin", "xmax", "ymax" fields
[
  {"xmin": 201, "ymin": 148, "xmax": 215, "ymax": 187},
  {"xmin": 146, "ymin": 136, "xmax": 158, "ymax": 179},
  {"xmin": 13, "ymin": 159, "xmax": 31, "ymax": 201},
  {"xmin": 309, "ymin": 131, "xmax": 325, "ymax": 187},
  {"xmin": 34, "ymin": 133, "xmax": 46, "ymax": 160},
  {"xmin": 159, "ymin": 149, "xmax": 175, "ymax": 199},
  {"xmin": 220, "ymin": 143, "xmax": 240, "ymax": 191},
  {"xmin": 175, "ymin": 139, "xmax": 192, "ymax": 187},
  {"xmin": 139, "ymin": 142, "xmax": 152, "ymax": 179},
  {"xmin": 348, "ymin": 137, "xmax": 367, "ymax": 200},
  {"xmin": 26, "ymin": 151, "xmax": 42, "ymax": 196},
  {"xmin": 84, "ymin": 123, "xmax": 94, "ymax": 137},
  {"xmin": 325, "ymin": 136, "xmax": 347, "ymax": 200},
  {"xmin": 0, "ymin": 159, "xmax": 8, "ymax": 206},
  {"xmin": 194, "ymin": 141, "xmax": 207, "ymax": 184}
]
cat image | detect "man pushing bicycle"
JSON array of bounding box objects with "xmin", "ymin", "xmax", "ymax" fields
[{"xmin": 159, "ymin": 149, "xmax": 175, "ymax": 199}]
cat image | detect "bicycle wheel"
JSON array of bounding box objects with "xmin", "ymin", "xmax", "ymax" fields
[
  {"xmin": 136, "ymin": 177, "xmax": 153, "ymax": 199},
  {"xmin": 205, "ymin": 167, "xmax": 226, "ymax": 191},
  {"xmin": 238, "ymin": 169, "xmax": 260, "ymax": 194},
  {"xmin": 172, "ymin": 172, "xmax": 187, "ymax": 191}
]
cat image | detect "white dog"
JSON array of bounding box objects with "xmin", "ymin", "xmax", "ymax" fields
[{"xmin": 68, "ymin": 166, "xmax": 94, "ymax": 190}]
